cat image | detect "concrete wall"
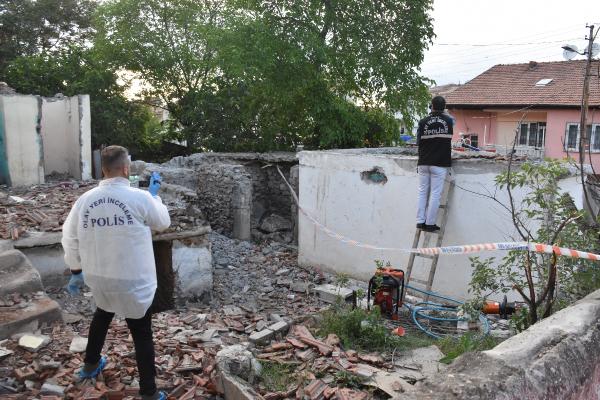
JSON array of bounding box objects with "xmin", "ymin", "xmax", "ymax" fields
[
  {"xmin": 407, "ymin": 288, "xmax": 600, "ymax": 400},
  {"xmin": 41, "ymin": 95, "xmax": 92, "ymax": 179},
  {"xmin": 0, "ymin": 95, "xmax": 44, "ymax": 186},
  {"xmin": 0, "ymin": 93, "xmax": 91, "ymax": 186},
  {"xmin": 297, "ymin": 148, "xmax": 582, "ymax": 301}
]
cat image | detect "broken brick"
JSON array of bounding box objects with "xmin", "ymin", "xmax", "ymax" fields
[
  {"xmin": 304, "ymin": 379, "xmax": 328, "ymax": 400},
  {"xmin": 14, "ymin": 366, "xmax": 36, "ymax": 381}
]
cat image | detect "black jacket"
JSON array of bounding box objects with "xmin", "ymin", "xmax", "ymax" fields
[{"xmin": 417, "ymin": 111, "xmax": 453, "ymax": 167}]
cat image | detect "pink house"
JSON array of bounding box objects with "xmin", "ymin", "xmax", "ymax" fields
[{"xmin": 443, "ymin": 60, "xmax": 600, "ymax": 169}]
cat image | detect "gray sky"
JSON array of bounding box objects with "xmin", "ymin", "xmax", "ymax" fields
[{"xmin": 421, "ymin": 0, "xmax": 599, "ymax": 85}]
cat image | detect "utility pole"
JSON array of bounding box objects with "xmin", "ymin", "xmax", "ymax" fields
[{"xmin": 578, "ymin": 24, "xmax": 595, "ymax": 215}]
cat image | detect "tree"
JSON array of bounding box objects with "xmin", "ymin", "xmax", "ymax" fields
[
  {"xmin": 466, "ymin": 159, "xmax": 599, "ymax": 330},
  {"xmin": 0, "ymin": 0, "xmax": 96, "ymax": 75},
  {"xmin": 94, "ymin": 0, "xmax": 433, "ymax": 151},
  {"xmin": 94, "ymin": 0, "xmax": 227, "ymax": 148},
  {"xmin": 4, "ymin": 48, "xmax": 161, "ymax": 155}
]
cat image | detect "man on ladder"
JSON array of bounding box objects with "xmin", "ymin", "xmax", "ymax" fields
[{"xmin": 416, "ymin": 96, "xmax": 453, "ymax": 232}]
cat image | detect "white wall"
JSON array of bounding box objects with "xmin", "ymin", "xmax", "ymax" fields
[
  {"xmin": 40, "ymin": 95, "xmax": 92, "ymax": 180},
  {"xmin": 0, "ymin": 94, "xmax": 91, "ymax": 186},
  {"xmin": 0, "ymin": 95, "xmax": 44, "ymax": 186},
  {"xmin": 298, "ymin": 149, "xmax": 582, "ymax": 301}
]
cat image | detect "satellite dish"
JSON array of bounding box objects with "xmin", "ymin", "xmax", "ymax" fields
[
  {"xmin": 562, "ymin": 44, "xmax": 578, "ymax": 60},
  {"xmin": 592, "ymin": 43, "xmax": 600, "ymax": 58}
]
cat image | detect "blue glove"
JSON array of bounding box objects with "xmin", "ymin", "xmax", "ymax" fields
[
  {"xmin": 67, "ymin": 273, "xmax": 85, "ymax": 295},
  {"xmin": 149, "ymin": 172, "xmax": 162, "ymax": 197}
]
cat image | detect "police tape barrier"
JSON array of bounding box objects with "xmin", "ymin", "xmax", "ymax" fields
[{"xmin": 275, "ymin": 166, "xmax": 600, "ymax": 261}]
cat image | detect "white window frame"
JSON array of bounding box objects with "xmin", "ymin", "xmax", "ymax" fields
[
  {"xmin": 518, "ymin": 122, "xmax": 546, "ymax": 148},
  {"xmin": 591, "ymin": 124, "xmax": 600, "ymax": 153},
  {"xmin": 564, "ymin": 123, "xmax": 580, "ymax": 151},
  {"xmin": 564, "ymin": 123, "xmax": 600, "ymax": 153}
]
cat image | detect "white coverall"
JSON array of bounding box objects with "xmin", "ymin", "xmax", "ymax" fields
[{"xmin": 62, "ymin": 177, "xmax": 171, "ymax": 319}]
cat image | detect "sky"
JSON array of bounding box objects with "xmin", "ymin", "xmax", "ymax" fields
[{"xmin": 421, "ymin": 0, "xmax": 600, "ymax": 86}]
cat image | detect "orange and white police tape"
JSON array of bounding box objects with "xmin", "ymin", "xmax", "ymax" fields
[{"xmin": 275, "ymin": 166, "xmax": 600, "ymax": 261}]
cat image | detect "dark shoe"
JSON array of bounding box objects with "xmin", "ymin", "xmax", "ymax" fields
[
  {"xmin": 416, "ymin": 223, "xmax": 425, "ymax": 230},
  {"xmin": 423, "ymin": 224, "xmax": 441, "ymax": 232}
]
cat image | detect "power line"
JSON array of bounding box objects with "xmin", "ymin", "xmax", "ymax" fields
[{"xmin": 435, "ymin": 39, "xmax": 579, "ymax": 47}]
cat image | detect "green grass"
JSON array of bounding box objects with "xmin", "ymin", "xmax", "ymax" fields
[
  {"xmin": 437, "ymin": 333, "xmax": 498, "ymax": 364},
  {"xmin": 317, "ymin": 305, "xmax": 435, "ymax": 353},
  {"xmin": 259, "ymin": 361, "xmax": 296, "ymax": 392}
]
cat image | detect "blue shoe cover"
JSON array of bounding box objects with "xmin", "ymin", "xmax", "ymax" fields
[{"xmin": 78, "ymin": 355, "xmax": 107, "ymax": 379}]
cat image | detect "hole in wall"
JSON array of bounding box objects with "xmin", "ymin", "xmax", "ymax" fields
[{"xmin": 361, "ymin": 167, "xmax": 387, "ymax": 185}]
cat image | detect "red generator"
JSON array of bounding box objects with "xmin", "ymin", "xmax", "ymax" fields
[{"xmin": 367, "ymin": 268, "xmax": 405, "ymax": 320}]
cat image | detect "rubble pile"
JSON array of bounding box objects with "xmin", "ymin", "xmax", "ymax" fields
[
  {"xmin": 0, "ymin": 181, "xmax": 96, "ymax": 240},
  {"xmin": 0, "ymin": 231, "xmax": 448, "ymax": 399},
  {"xmin": 0, "ymin": 181, "xmax": 208, "ymax": 241}
]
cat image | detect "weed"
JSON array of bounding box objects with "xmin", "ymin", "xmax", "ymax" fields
[
  {"xmin": 259, "ymin": 361, "xmax": 295, "ymax": 392},
  {"xmin": 334, "ymin": 370, "xmax": 364, "ymax": 389},
  {"xmin": 318, "ymin": 304, "xmax": 434, "ymax": 353},
  {"xmin": 437, "ymin": 333, "xmax": 498, "ymax": 364}
]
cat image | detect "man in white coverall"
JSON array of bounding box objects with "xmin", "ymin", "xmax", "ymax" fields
[{"xmin": 62, "ymin": 145, "xmax": 171, "ymax": 400}]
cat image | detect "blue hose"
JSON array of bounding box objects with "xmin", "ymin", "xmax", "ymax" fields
[{"xmin": 403, "ymin": 284, "xmax": 491, "ymax": 339}]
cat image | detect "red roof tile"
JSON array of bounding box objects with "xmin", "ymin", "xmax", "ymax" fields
[{"xmin": 445, "ymin": 60, "xmax": 600, "ymax": 108}]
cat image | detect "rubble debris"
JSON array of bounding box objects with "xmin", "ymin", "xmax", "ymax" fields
[
  {"xmin": 18, "ymin": 334, "xmax": 50, "ymax": 352},
  {"xmin": 69, "ymin": 336, "xmax": 88, "ymax": 353},
  {"xmin": 0, "ymin": 180, "xmax": 209, "ymax": 241}
]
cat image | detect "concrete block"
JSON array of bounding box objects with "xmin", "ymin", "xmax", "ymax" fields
[
  {"xmin": 312, "ymin": 284, "xmax": 354, "ymax": 304},
  {"xmin": 69, "ymin": 336, "xmax": 88, "ymax": 353},
  {"xmin": 219, "ymin": 373, "xmax": 264, "ymax": 400},
  {"xmin": 172, "ymin": 241, "xmax": 213, "ymax": 301},
  {"xmin": 0, "ymin": 250, "xmax": 44, "ymax": 296},
  {"xmin": 40, "ymin": 382, "xmax": 66, "ymax": 396},
  {"xmin": 267, "ymin": 321, "xmax": 289, "ymax": 335},
  {"xmin": 249, "ymin": 329, "xmax": 274, "ymax": 345},
  {"xmin": 0, "ymin": 296, "xmax": 62, "ymax": 340},
  {"xmin": 18, "ymin": 334, "xmax": 51, "ymax": 351}
]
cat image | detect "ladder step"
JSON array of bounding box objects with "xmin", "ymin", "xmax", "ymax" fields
[
  {"xmin": 416, "ymin": 253, "xmax": 436, "ymax": 259},
  {"xmin": 410, "ymin": 278, "xmax": 428, "ymax": 285},
  {"xmin": 438, "ymin": 204, "xmax": 447, "ymax": 209}
]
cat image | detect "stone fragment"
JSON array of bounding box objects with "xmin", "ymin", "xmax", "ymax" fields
[
  {"xmin": 291, "ymin": 281, "xmax": 310, "ymax": 293},
  {"xmin": 40, "ymin": 382, "xmax": 66, "ymax": 396},
  {"xmin": 0, "ymin": 250, "xmax": 44, "ymax": 297},
  {"xmin": 69, "ymin": 336, "xmax": 88, "ymax": 353},
  {"xmin": 267, "ymin": 321, "xmax": 289, "ymax": 335},
  {"xmin": 18, "ymin": 334, "xmax": 50, "ymax": 351},
  {"xmin": 249, "ymin": 329, "xmax": 275, "ymax": 345},
  {"xmin": 312, "ymin": 284, "xmax": 354, "ymax": 304},
  {"xmin": 260, "ymin": 214, "xmax": 292, "ymax": 233}
]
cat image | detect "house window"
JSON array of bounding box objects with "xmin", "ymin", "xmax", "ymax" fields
[
  {"xmin": 564, "ymin": 123, "xmax": 600, "ymax": 152},
  {"xmin": 519, "ymin": 122, "xmax": 546, "ymax": 147},
  {"xmin": 591, "ymin": 125, "xmax": 600, "ymax": 153},
  {"xmin": 468, "ymin": 134, "xmax": 479, "ymax": 148}
]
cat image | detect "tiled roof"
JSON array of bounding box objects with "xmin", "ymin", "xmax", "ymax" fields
[{"xmin": 445, "ymin": 60, "xmax": 600, "ymax": 108}]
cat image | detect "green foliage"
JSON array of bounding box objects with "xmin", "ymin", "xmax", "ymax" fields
[
  {"xmin": 94, "ymin": 0, "xmax": 434, "ymax": 152},
  {"xmin": 0, "ymin": 0, "xmax": 96, "ymax": 74},
  {"xmin": 438, "ymin": 333, "xmax": 498, "ymax": 364},
  {"xmin": 467, "ymin": 159, "xmax": 600, "ymax": 326},
  {"xmin": 259, "ymin": 361, "xmax": 296, "ymax": 392},
  {"xmin": 318, "ymin": 305, "xmax": 433, "ymax": 352},
  {"xmin": 509, "ymin": 307, "xmax": 530, "ymax": 333},
  {"xmin": 4, "ymin": 48, "xmax": 161, "ymax": 155},
  {"xmin": 334, "ymin": 370, "xmax": 365, "ymax": 389}
]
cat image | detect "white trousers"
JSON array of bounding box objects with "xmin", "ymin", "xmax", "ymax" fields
[{"xmin": 416, "ymin": 166, "xmax": 448, "ymax": 225}]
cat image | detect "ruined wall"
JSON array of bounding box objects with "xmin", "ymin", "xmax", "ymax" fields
[
  {"xmin": 164, "ymin": 152, "xmax": 298, "ymax": 243},
  {"xmin": 0, "ymin": 93, "xmax": 91, "ymax": 186},
  {"xmin": 0, "ymin": 95, "xmax": 44, "ymax": 186},
  {"xmin": 196, "ymin": 164, "xmax": 252, "ymax": 239},
  {"xmin": 406, "ymin": 288, "xmax": 600, "ymax": 400}
]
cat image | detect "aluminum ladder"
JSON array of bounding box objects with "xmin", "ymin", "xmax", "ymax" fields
[{"xmin": 405, "ymin": 178, "xmax": 455, "ymax": 300}]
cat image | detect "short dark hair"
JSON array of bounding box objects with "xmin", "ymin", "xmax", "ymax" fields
[
  {"xmin": 431, "ymin": 96, "xmax": 446, "ymax": 111},
  {"xmin": 101, "ymin": 145, "xmax": 129, "ymax": 171}
]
